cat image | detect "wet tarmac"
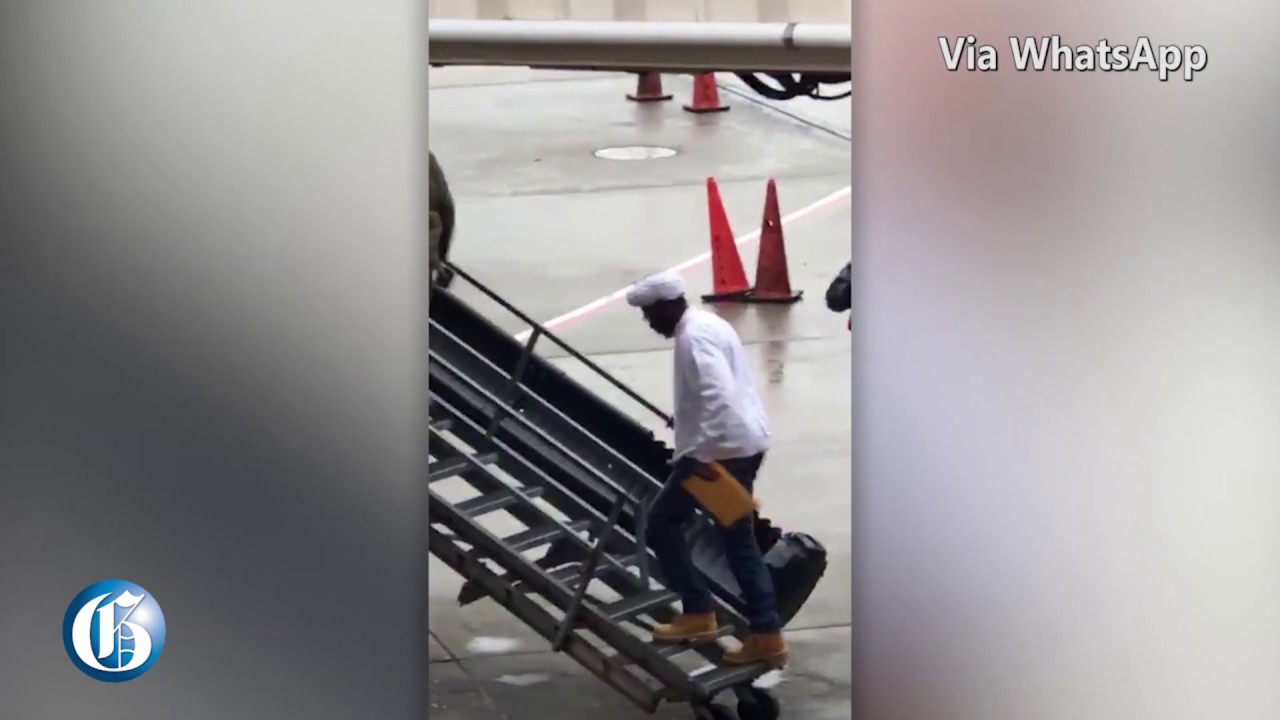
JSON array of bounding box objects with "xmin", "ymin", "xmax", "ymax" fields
[{"xmin": 429, "ymin": 67, "xmax": 851, "ymax": 718}]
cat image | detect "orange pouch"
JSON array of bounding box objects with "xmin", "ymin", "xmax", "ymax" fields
[{"xmin": 680, "ymin": 462, "xmax": 756, "ymax": 527}]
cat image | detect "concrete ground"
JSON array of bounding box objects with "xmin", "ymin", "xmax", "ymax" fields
[{"xmin": 429, "ymin": 67, "xmax": 851, "ymax": 718}]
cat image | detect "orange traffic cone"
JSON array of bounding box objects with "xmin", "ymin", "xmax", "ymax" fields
[
  {"xmin": 627, "ymin": 72, "xmax": 672, "ymax": 103},
  {"xmin": 683, "ymin": 73, "xmax": 730, "ymax": 114},
  {"xmin": 701, "ymin": 178, "xmax": 753, "ymax": 302},
  {"xmin": 745, "ymin": 179, "xmax": 803, "ymax": 304}
]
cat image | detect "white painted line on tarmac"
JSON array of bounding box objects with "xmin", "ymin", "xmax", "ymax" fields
[{"xmin": 514, "ymin": 184, "xmax": 851, "ymax": 341}]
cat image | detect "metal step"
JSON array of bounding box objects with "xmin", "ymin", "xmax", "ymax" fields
[
  {"xmin": 428, "ymin": 451, "xmax": 499, "ymax": 482},
  {"xmin": 429, "ymin": 417, "xmax": 455, "ymax": 433},
  {"xmin": 695, "ymin": 663, "xmax": 775, "ymax": 696},
  {"xmin": 609, "ymin": 625, "xmax": 738, "ymax": 667},
  {"xmin": 541, "ymin": 554, "xmax": 644, "ymax": 601},
  {"xmin": 653, "ymin": 626, "xmax": 736, "ymax": 656},
  {"xmin": 456, "ymin": 522, "xmax": 600, "ymax": 606},
  {"xmin": 549, "ymin": 554, "xmax": 636, "ymax": 585},
  {"xmin": 456, "ymin": 484, "xmax": 546, "ymax": 517},
  {"xmin": 505, "ymin": 518, "xmax": 593, "ymax": 553},
  {"xmin": 601, "ymin": 589, "xmax": 677, "ymax": 621}
]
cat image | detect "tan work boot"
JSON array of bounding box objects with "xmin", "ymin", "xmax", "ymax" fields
[
  {"xmin": 722, "ymin": 632, "xmax": 788, "ymax": 667},
  {"xmin": 651, "ymin": 613, "xmax": 719, "ymax": 643}
]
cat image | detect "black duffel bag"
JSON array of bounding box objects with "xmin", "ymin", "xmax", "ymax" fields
[{"xmin": 687, "ymin": 521, "xmax": 828, "ymax": 628}]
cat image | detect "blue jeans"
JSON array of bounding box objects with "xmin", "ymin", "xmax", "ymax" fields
[{"xmin": 648, "ymin": 453, "xmax": 781, "ymax": 634}]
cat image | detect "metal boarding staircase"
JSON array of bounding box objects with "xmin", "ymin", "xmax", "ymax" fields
[{"xmin": 428, "ymin": 264, "xmax": 812, "ymax": 720}]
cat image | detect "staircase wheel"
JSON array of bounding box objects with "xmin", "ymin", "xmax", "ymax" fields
[
  {"xmin": 691, "ymin": 702, "xmax": 737, "ymax": 720},
  {"xmin": 736, "ymin": 687, "xmax": 780, "ymax": 720}
]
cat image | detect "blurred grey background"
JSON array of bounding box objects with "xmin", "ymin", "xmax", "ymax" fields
[
  {"xmin": 0, "ymin": 2, "xmax": 427, "ymax": 718},
  {"xmin": 853, "ymin": 0, "xmax": 1280, "ymax": 718}
]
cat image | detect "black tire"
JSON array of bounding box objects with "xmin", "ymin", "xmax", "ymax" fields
[
  {"xmin": 736, "ymin": 688, "xmax": 780, "ymax": 720},
  {"xmin": 691, "ymin": 703, "xmax": 737, "ymax": 720}
]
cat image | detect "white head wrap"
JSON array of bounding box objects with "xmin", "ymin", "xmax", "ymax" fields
[{"xmin": 625, "ymin": 271, "xmax": 687, "ymax": 308}]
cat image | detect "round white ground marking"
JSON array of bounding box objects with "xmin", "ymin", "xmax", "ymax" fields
[{"xmin": 592, "ymin": 145, "xmax": 678, "ymax": 160}]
